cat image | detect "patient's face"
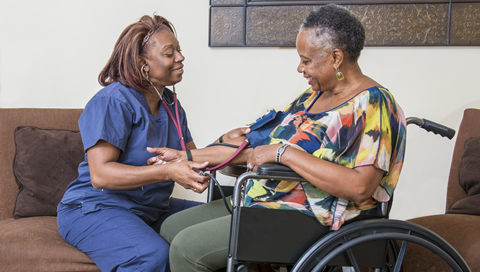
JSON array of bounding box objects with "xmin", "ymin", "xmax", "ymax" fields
[{"xmin": 296, "ymin": 29, "xmax": 336, "ymax": 92}]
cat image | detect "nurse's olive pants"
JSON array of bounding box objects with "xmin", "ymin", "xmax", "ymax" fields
[
  {"xmin": 160, "ymin": 197, "xmax": 232, "ymax": 272},
  {"xmin": 57, "ymin": 198, "xmax": 202, "ymax": 272}
]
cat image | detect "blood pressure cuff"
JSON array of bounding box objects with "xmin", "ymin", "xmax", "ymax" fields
[{"xmin": 247, "ymin": 110, "xmax": 287, "ymax": 148}]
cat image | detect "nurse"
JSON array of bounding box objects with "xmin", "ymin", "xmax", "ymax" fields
[{"xmin": 57, "ymin": 14, "xmax": 210, "ymax": 272}]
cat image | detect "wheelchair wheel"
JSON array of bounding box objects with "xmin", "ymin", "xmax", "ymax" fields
[{"xmin": 291, "ymin": 219, "xmax": 470, "ymax": 272}]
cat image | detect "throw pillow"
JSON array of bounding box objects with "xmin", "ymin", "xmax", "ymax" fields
[
  {"xmin": 448, "ymin": 135, "xmax": 480, "ymax": 215},
  {"xmin": 13, "ymin": 126, "xmax": 84, "ymax": 218}
]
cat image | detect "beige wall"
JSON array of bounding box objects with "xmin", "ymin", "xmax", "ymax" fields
[{"xmin": 1, "ymin": 0, "xmax": 479, "ymax": 220}]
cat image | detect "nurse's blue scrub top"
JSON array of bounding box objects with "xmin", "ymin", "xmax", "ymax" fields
[{"xmin": 60, "ymin": 82, "xmax": 193, "ymax": 225}]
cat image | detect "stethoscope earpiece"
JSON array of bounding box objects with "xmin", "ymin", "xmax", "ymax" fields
[{"xmin": 141, "ymin": 63, "xmax": 148, "ymax": 80}]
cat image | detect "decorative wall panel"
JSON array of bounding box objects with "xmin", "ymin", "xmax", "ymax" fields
[
  {"xmin": 450, "ymin": 2, "xmax": 480, "ymax": 45},
  {"xmin": 210, "ymin": 0, "xmax": 480, "ymax": 47},
  {"xmin": 351, "ymin": 4, "xmax": 448, "ymax": 46},
  {"xmin": 247, "ymin": 6, "xmax": 318, "ymax": 46},
  {"xmin": 211, "ymin": 0, "xmax": 245, "ymax": 5},
  {"xmin": 210, "ymin": 7, "xmax": 245, "ymax": 46}
]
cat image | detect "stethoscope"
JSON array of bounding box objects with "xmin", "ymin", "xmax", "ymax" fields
[
  {"xmin": 141, "ymin": 64, "xmax": 186, "ymax": 151},
  {"xmin": 140, "ymin": 64, "xmax": 249, "ymax": 213},
  {"xmin": 161, "ymin": 89, "xmax": 186, "ymax": 151}
]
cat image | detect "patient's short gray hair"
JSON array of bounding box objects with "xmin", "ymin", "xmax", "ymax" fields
[{"xmin": 300, "ymin": 4, "xmax": 365, "ymax": 62}]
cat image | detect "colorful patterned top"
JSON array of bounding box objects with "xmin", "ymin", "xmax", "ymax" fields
[{"xmin": 244, "ymin": 86, "xmax": 407, "ymax": 230}]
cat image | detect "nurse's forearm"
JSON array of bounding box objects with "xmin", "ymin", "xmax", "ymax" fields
[
  {"xmin": 88, "ymin": 140, "xmax": 208, "ymax": 190},
  {"xmin": 91, "ymin": 161, "xmax": 209, "ymax": 191},
  {"xmin": 90, "ymin": 162, "xmax": 171, "ymax": 190}
]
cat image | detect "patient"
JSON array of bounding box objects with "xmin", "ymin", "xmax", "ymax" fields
[{"xmin": 148, "ymin": 4, "xmax": 407, "ymax": 271}]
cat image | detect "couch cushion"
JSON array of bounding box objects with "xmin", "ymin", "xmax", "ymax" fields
[
  {"xmin": 0, "ymin": 216, "xmax": 99, "ymax": 271},
  {"xmin": 12, "ymin": 126, "xmax": 84, "ymax": 219},
  {"xmin": 448, "ymin": 136, "xmax": 480, "ymax": 215}
]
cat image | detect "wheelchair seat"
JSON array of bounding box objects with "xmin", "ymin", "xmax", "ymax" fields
[{"xmin": 234, "ymin": 207, "xmax": 389, "ymax": 267}]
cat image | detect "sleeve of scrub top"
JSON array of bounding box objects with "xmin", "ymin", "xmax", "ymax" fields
[{"xmin": 79, "ymin": 96, "xmax": 134, "ymax": 152}]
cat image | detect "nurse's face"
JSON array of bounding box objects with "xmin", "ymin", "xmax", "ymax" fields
[{"xmin": 143, "ymin": 28, "xmax": 185, "ymax": 89}]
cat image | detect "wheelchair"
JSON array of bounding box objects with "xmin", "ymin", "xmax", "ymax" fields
[{"xmin": 207, "ymin": 117, "xmax": 471, "ymax": 272}]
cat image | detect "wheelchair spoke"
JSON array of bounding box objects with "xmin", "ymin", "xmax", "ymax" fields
[
  {"xmin": 345, "ymin": 247, "xmax": 361, "ymax": 272},
  {"xmin": 341, "ymin": 235, "xmax": 362, "ymax": 272},
  {"xmin": 393, "ymin": 238, "xmax": 409, "ymax": 272}
]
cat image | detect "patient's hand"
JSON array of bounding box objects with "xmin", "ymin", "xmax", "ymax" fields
[
  {"xmin": 246, "ymin": 144, "xmax": 279, "ymax": 171},
  {"xmin": 147, "ymin": 147, "xmax": 184, "ymax": 165}
]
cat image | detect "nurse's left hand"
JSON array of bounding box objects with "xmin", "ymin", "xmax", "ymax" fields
[{"xmin": 147, "ymin": 147, "xmax": 185, "ymax": 165}]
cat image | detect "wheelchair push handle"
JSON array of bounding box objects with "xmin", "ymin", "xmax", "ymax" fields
[{"xmin": 406, "ymin": 117, "xmax": 455, "ymax": 140}]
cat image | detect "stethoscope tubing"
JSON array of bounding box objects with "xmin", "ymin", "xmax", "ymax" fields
[{"xmin": 162, "ymin": 93, "xmax": 186, "ymax": 151}]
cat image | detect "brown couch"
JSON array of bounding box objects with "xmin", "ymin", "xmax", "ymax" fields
[
  {"xmin": 404, "ymin": 108, "xmax": 480, "ymax": 271},
  {"xmin": 0, "ymin": 108, "xmax": 100, "ymax": 271}
]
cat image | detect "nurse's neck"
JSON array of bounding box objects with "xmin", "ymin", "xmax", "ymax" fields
[{"xmin": 144, "ymin": 87, "xmax": 164, "ymax": 116}]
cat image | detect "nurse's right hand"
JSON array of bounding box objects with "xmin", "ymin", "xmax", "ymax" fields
[{"xmin": 147, "ymin": 147, "xmax": 184, "ymax": 165}]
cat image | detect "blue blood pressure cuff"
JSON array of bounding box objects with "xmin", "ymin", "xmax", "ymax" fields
[{"xmin": 246, "ymin": 110, "xmax": 287, "ymax": 148}]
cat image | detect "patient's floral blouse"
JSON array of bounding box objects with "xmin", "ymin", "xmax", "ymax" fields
[{"xmin": 244, "ymin": 86, "xmax": 407, "ymax": 230}]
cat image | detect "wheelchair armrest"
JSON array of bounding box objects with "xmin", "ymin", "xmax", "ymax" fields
[{"xmin": 257, "ymin": 163, "xmax": 303, "ymax": 179}]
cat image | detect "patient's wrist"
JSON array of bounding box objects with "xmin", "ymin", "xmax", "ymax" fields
[{"xmin": 276, "ymin": 143, "xmax": 290, "ymax": 164}]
